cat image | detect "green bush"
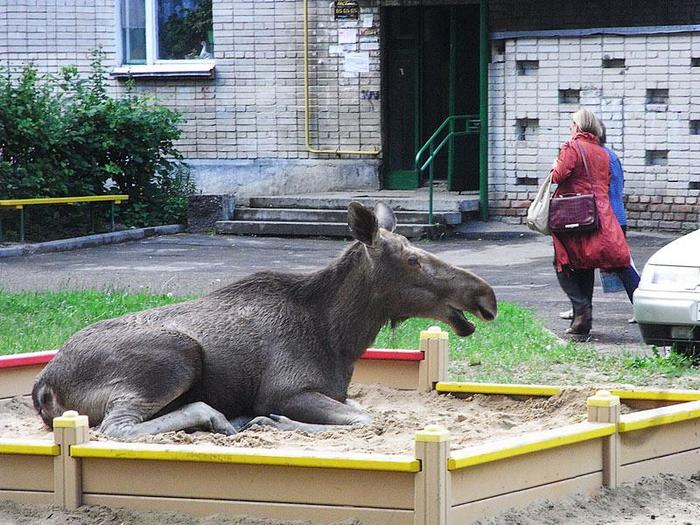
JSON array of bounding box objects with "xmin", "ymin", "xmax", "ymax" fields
[{"xmin": 0, "ymin": 49, "xmax": 194, "ymax": 240}]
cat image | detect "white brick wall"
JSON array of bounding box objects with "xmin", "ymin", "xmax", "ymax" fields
[
  {"xmin": 1, "ymin": 0, "xmax": 382, "ymax": 194},
  {"xmin": 489, "ymin": 31, "xmax": 700, "ymax": 229}
]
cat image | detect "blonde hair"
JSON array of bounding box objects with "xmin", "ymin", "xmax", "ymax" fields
[{"xmin": 571, "ymin": 108, "xmax": 602, "ymax": 137}]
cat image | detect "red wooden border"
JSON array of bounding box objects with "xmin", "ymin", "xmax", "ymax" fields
[
  {"xmin": 0, "ymin": 349, "xmax": 57, "ymax": 369},
  {"xmin": 0, "ymin": 348, "xmax": 423, "ymax": 369},
  {"xmin": 360, "ymin": 349, "xmax": 424, "ymax": 361}
]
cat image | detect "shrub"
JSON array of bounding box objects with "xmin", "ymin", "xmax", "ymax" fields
[{"xmin": 0, "ymin": 49, "xmax": 194, "ymax": 240}]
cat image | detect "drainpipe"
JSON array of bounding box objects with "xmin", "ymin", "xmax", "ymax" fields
[
  {"xmin": 303, "ymin": 0, "xmax": 381, "ymax": 156},
  {"xmin": 479, "ymin": 0, "xmax": 489, "ymax": 220}
]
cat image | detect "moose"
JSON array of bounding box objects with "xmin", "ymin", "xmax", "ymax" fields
[{"xmin": 33, "ymin": 202, "xmax": 497, "ymax": 437}]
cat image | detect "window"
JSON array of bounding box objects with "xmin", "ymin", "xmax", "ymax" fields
[{"xmin": 120, "ymin": 0, "xmax": 213, "ymax": 65}]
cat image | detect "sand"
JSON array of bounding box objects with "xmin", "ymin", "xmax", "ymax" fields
[
  {"xmin": 0, "ymin": 383, "xmax": 594, "ymax": 453},
  {"xmin": 4, "ymin": 384, "xmax": 696, "ymax": 525}
]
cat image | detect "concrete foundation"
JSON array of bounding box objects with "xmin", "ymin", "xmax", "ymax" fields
[
  {"xmin": 188, "ymin": 159, "xmax": 381, "ymax": 198},
  {"xmin": 187, "ymin": 194, "xmax": 235, "ymax": 233}
]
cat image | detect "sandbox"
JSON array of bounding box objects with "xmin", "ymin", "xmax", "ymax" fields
[{"xmin": 2, "ymin": 327, "xmax": 700, "ymax": 525}]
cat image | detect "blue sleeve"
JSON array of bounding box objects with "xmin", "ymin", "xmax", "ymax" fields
[{"xmin": 605, "ymin": 147, "xmax": 627, "ymax": 227}]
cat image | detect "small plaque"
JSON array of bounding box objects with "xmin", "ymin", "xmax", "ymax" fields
[{"xmin": 335, "ymin": 1, "xmax": 359, "ymax": 20}]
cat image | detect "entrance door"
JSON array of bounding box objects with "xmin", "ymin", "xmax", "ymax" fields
[{"xmin": 382, "ymin": 5, "xmax": 480, "ymax": 191}]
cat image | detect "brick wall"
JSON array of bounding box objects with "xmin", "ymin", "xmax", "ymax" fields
[
  {"xmin": 1, "ymin": 0, "xmax": 382, "ymax": 195},
  {"xmin": 489, "ymin": 0, "xmax": 700, "ymax": 33},
  {"xmin": 488, "ymin": 32, "xmax": 700, "ymax": 231},
  {"xmin": 0, "ymin": 0, "xmax": 116, "ymax": 74}
]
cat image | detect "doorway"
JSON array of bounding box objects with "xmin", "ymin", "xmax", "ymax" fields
[{"xmin": 382, "ymin": 4, "xmax": 480, "ymax": 191}]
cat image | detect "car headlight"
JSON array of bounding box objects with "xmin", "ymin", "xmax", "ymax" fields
[{"xmin": 639, "ymin": 264, "xmax": 700, "ymax": 291}]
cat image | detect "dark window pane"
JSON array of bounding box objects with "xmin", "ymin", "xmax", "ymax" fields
[
  {"xmin": 121, "ymin": 0, "xmax": 146, "ymax": 64},
  {"xmin": 157, "ymin": 0, "xmax": 213, "ymax": 60}
]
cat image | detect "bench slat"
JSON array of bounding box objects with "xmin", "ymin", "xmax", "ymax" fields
[{"xmin": 0, "ymin": 195, "xmax": 129, "ymax": 207}]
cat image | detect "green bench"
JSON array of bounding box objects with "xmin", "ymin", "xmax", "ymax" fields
[{"xmin": 0, "ymin": 195, "xmax": 129, "ymax": 243}]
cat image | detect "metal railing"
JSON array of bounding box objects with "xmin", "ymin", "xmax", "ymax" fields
[{"xmin": 415, "ymin": 115, "xmax": 480, "ymax": 224}]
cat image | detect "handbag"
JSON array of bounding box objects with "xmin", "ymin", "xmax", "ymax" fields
[
  {"xmin": 526, "ymin": 172, "xmax": 552, "ymax": 235},
  {"xmin": 548, "ymin": 141, "xmax": 599, "ymax": 233}
]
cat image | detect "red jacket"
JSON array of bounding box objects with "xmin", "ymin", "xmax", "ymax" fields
[{"xmin": 551, "ymin": 132, "xmax": 630, "ymax": 271}]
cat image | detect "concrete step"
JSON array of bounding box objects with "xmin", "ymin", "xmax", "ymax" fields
[
  {"xmin": 234, "ymin": 207, "xmax": 463, "ymax": 225},
  {"xmin": 215, "ymin": 220, "xmax": 443, "ymax": 239},
  {"xmin": 245, "ymin": 194, "xmax": 479, "ymax": 213}
]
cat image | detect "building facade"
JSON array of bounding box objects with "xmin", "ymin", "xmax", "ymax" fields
[{"xmin": 1, "ymin": 0, "xmax": 699, "ymax": 230}]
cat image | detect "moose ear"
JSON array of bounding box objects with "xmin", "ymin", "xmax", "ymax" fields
[
  {"xmin": 374, "ymin": 202, "xmax": 397, "ymax": 232},
  {"xmin": 348, "ymin": 202, "xmax": 378, "ymax": 245}
]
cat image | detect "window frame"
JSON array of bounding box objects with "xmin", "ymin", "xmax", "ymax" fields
[{"xmin": 114, "ymin": 0, "xmax": 215, "ymax": 78}]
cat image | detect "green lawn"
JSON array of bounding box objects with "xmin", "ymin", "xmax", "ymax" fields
[
  {"xmin": 0, "ymin": 291, "xmax": 185, "ymax": 356},
  {"xmin": 2, "ymin": 290, "xmax": 699, "ymax": 388}
]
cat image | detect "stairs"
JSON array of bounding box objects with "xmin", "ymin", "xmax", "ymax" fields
[{"xmin": 215, "ymin": 192, "xmax": 479, "ymax": 239}]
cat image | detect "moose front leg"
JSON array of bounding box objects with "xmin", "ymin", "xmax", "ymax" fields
[
  {"xmin": 239, "ymin": 392, "xmax": 371, "ymax": 432},
  {"xmin": 276, "ymin": 391, "xmax": 372, "ymax": 426}
]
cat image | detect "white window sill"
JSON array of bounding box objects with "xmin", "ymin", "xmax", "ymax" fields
[{"xmin": 110, "ymin": 61, "xmax": 215, "ymax": 79}]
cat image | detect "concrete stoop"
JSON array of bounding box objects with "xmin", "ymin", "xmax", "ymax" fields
[{"xmin": 215, "ymin": 191, "xmax": 479, "ymax": 239}]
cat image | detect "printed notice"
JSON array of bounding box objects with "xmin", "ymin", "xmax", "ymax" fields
[
  {"xmin": 344, "ymin": 51, "xmax": 370, "ymax": 73},
  {"xmin": 361, "ymin": 14, "xmax": 373, "ymax": 28},
  {"xmin": 338, "ymin": 28, "xmax": 356, "ymax": 44}
]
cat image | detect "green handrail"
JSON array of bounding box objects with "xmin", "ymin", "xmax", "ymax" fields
[{"xmin": 415, "ymin": 114, "xmax": 480, "ymax": 224}]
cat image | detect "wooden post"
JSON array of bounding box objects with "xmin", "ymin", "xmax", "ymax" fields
[
  {"xmin": 414, "ymin": 424, "xmax": 451, "ymax": 525},
  {"xmin": 418, "ymin": 326, "xmax": 448, "ymax": 392},
  {"xmin": 587, "ymin": 390, "xmax": 621, "ymax": 489},
  {"xmin": 53, "ymin": 410, "xmax": 89, "ymax": 509}
]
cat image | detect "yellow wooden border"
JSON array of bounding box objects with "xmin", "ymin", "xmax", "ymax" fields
[
  {"xmin": 611, "ymin": 389, "xmax": 700, "ymax": 403},
  {"xmin": 619, "ymin": 400, "xmax": 700, "ymax": 432},
  {"xmin": 448, "ymin": 422, "xmax": 615, "ymax": 470},
  {"xmin": 0, "ymin": 439, "xmax": 59, "ymax": 456},
  {"xmin": 436, "ymin": 382, "xmax": 562, "ymax": 397},
  {"xmin": 0, "ymin": 195, "xmax": 129, "ymax": 207},
  {"xmin": 71, "ymin": 442, "xmax": 420, "ymax": 473}
]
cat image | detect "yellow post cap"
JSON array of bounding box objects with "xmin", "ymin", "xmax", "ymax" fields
[
  {"xmin": 415, "ymin": 424, "xmax": 451, "ymax": 442},
  {"xmin": 420, "ymin": 326, "xmax": 448, "ymax": 340},
  {"xmin": 53, "ymin": 410, "xmax": 90, "ymax": 428},
  {"xmin": 587, "ymin": 390, "xmax": 621, "ymax": 408}
]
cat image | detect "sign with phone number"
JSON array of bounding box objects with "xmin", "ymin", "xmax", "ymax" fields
[{"xmin": 335, "ymin": 0, "xmax": 359, "ymax": 19}]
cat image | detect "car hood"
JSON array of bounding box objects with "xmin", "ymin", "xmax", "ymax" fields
[{"xmin": 647, "ymin": 229, "xmax": 700, "ymax": 267}]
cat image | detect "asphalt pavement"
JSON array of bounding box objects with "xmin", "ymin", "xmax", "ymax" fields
[{"xmin": 0, "ymin": 225, "xmax": 680, "ymax": 355}]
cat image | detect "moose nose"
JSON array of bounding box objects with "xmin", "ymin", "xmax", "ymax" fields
[{"xmin": 476, "ymin": 287, "xmax": 498, "ymax": 321}]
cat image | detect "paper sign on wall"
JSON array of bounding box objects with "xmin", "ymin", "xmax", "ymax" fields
[
  {"xmin": 344, "ymin": 52, "xmax": 370, "ymax": 73},
  {"xmin": 338, "ymin": 28, "xmax": 356, "ymax": 44}
]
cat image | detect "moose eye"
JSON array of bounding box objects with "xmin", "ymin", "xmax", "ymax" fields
[{"xmin": 406, "ymin": 255, "xmax": 420, "ymax": 267}]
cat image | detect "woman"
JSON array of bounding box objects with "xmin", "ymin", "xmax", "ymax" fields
[{"xmin": 551, "ymin": 109, "xmax": 631, "ymax": 337}]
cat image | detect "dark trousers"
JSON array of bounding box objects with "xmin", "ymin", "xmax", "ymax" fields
[
  {"xmin": 557, "ymin": 265, "xmax": 641, "ymax": 316},
  {"xmin": 556, "ymin": 267, "xmax": 594, "ymax": 316},
  {"xmin": 616, "ymin": 265, "xmax": 640, "ymax": 302}
]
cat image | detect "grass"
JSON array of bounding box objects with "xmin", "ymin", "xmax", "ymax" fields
[
  {"xmin": 2, "ymin": 290, "xmax": 699, "ymax": 388},
  {"xmin": 374, "ymin": 303, "xmax": 700, "ymax": 387},
  {"xmin": 0, "ymin": 290, "xmax": 186, "ymax": 356}
]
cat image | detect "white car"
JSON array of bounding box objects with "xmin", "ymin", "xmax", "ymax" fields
[{"xmin": 633, "ymin": 228, "xmax": 700, "ymax": 355}]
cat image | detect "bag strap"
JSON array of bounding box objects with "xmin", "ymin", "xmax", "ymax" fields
[{"xmin": 572, "ymin": 140, "xmax": 595, "ymax": 195}]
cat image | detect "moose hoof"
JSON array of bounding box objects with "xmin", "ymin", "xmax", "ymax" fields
[{"xmin": 239, "ymin": 415, "xmax": 278, "ymax": 431}]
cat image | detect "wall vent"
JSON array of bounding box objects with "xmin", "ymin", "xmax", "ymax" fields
[
  {"xmin": 602, "ymin": 58, "xmax": 625, "ymax": 68},
  {"xmin": 645, "ymin": 150, "xmax": 668, "ymax": 166},
  {"xmin": 515, "ymin": 118, "xmax": 539, "ymax": 141},
  {"xmin": 689, "ymin": 181, "xmax": 700, "ymax": 190},
  {"xmin": 690, "ymin": 120, "xmax": 700, "ymax": 135},
  {"xmin": 516, "ymin": 177, "xmax": 539, "ymax": 186},
  {"xmin": 646, "ymin": 88, "xmax": 669, "ymax": 105},
  {"xmin": 558, "ymin": 89, "xmax": 580, "ymax": 104},
  {"xmin": 691, "ymin": 57, "xmax": 700, "ymax": 67},
  {"xmin": 516, "ymin": 60, "xmax": 539, "ymax": 76}
]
